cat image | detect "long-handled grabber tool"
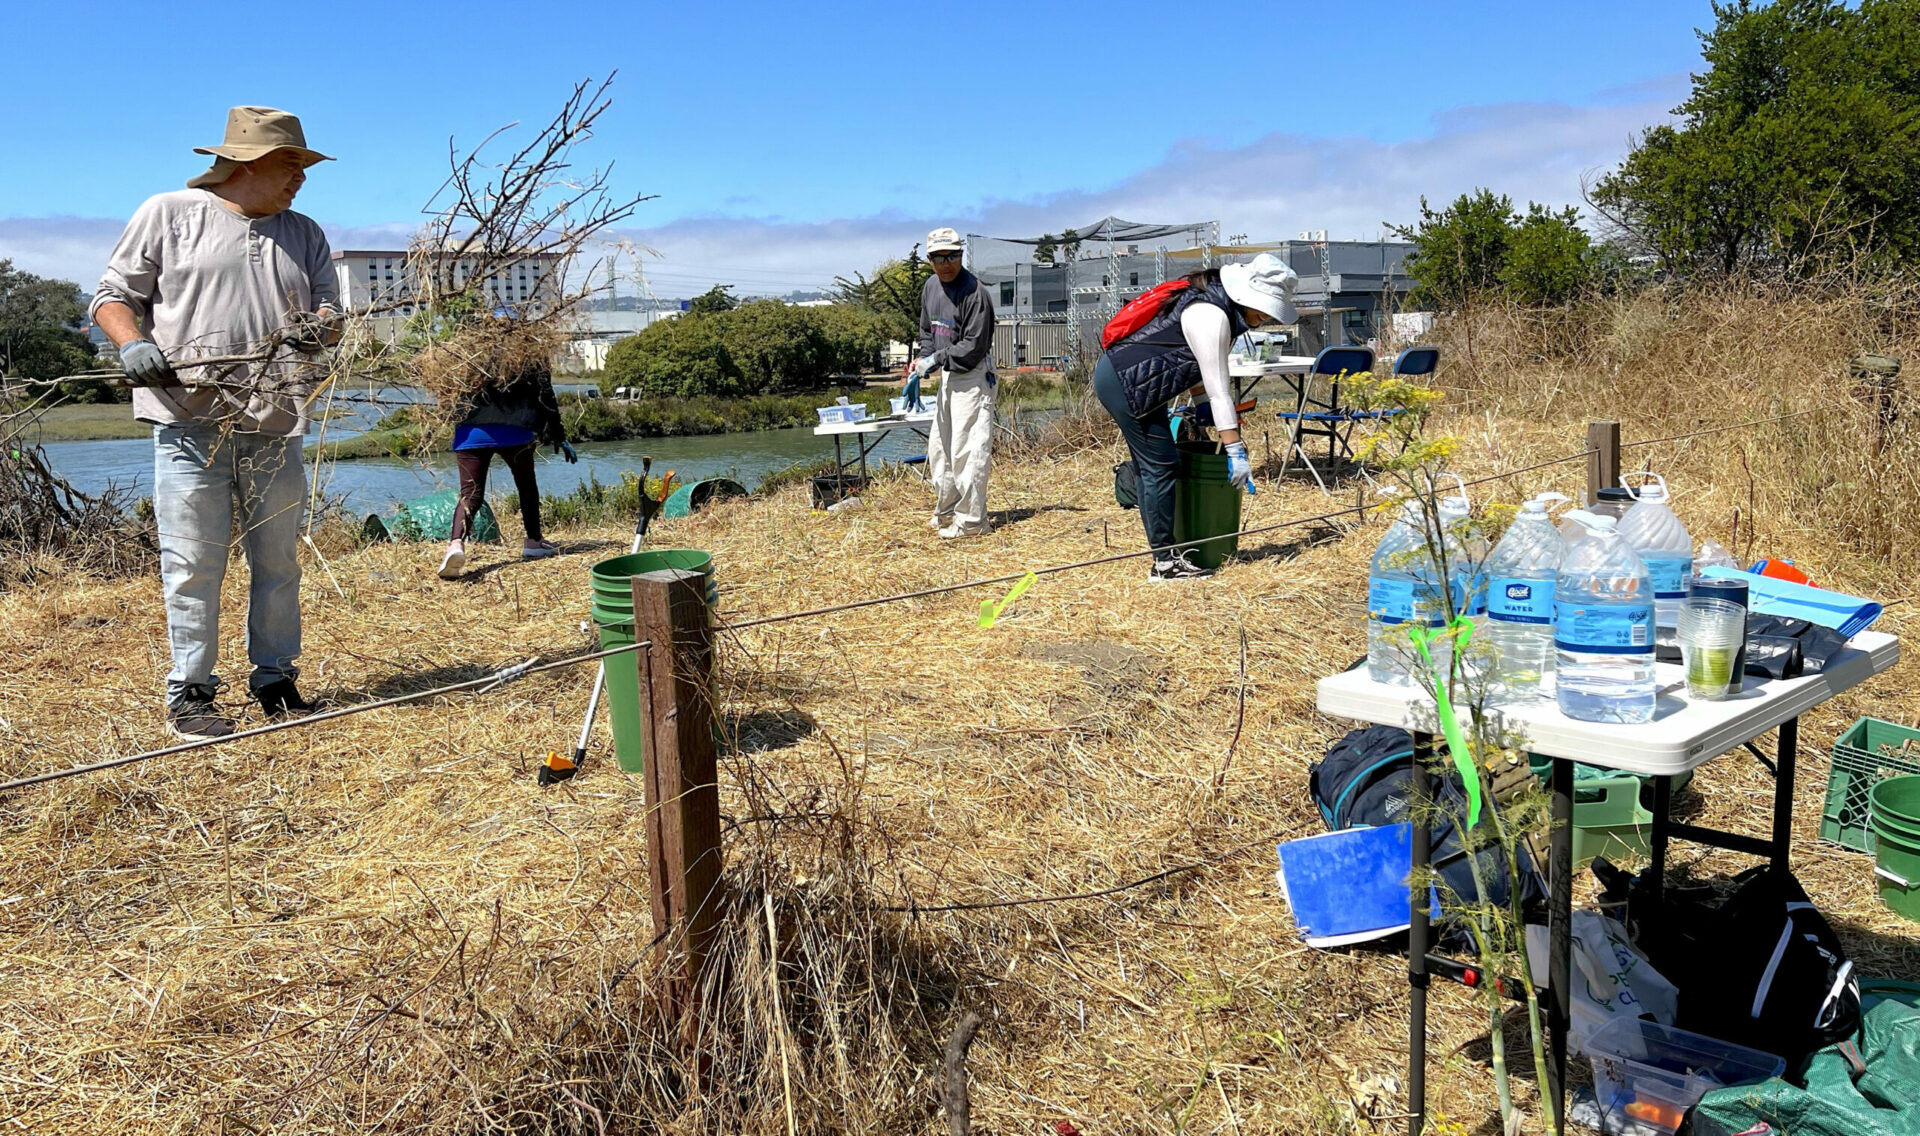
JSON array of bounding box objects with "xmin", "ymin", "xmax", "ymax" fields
[{"xmin": 560, "ymin": 456, "xmax": 670, "ymax": 776}]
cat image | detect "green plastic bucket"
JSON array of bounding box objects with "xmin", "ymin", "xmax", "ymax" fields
[
  {"xmin": 1171, "ymin": 442, "xmax": 1241, "ymax": 570},
  {"xmin": 589, "ymin": 549, "xmax": 717, "ymax": 774},
  {"xmin": 1870, "ymin": 775, "xmax": 1920, "ymax": 841},
  {"xmin": 1871, "ymin": 825, "xmax": 1920, "ymax": 923}
]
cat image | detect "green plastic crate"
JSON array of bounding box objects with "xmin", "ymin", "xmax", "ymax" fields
[
  {"xmin": 1820, "ymin": 717, "xmax": 1920, "ymax": 853},
  {"xmin": 1567, "ymin": 776, "xmax": 1655, "ymax": 868}
]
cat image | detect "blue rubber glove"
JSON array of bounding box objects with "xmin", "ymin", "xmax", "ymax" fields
[
  {"xmin": 120, "ymin": 339, "xmax": 176, "ymax": 386},
  {"xmin": 557, "ymin": 441, "xmax": 579, "ymax": 464},
  {"xmin": 1225, "ymin": 441, "xmax": 1257, "ymax": 495},
  {"xmin": 901, "ymin": 372, "xmax": 923, "ymax": 413}
]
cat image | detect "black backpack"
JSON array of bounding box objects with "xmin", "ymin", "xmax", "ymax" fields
[
  {"xmin": 1113, "ymin": 461, "xmax": 1139, "ymax": 509},
  {"xmin": 1596, "ymin": 859, "xmax": 1862, "ymax": 1063},
  {"xmin": 1310, "ymin": 726, "xmax": 1547, "ymax": 948}
]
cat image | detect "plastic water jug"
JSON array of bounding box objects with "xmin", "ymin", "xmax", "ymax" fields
[
  {"xmin": 1438, "ymin": 479, "xmax": 1488, "ymax": 623},
  {"xmin": 1617, "ymin": 473, "xmax": 1693, "ymax": 645},
  {"xmin": 1555, "ymin": 512, "xmax": 1656, "ymax": 723},
  {"xmin": 1485, "ymin": 493, "xmax": 1571, "ymax": 702},
  {"xmin": 1561, "ymin": 486, "xmax": 1633, "ymax": 546},
  {"xmin": 1367, "ymin": 500, "xmax": 1452, "ymax": 686}
]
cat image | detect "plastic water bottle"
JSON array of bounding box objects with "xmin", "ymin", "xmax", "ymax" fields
[
  {"xmin": 1367, "ymin": 500, "xmax": 1451, "ymax": 686},
  {"xmin": 1617, "ymin": 473, "xmax": 1693, "ymax": 646},
  {"xmin": 1485, "ymin": 493, "xmax": 1571, "ymax": 701},
  {"xmin": 1695, "ymin": 539, "xmax": 1742, "ymax": 572},
  {"xmin": 1554, "ymin": 512, "xmax": 1656, "ymax": 723},
  {"xmin": 1438, "ymin": 487, "xmax": 1488, "ymax": 625}
]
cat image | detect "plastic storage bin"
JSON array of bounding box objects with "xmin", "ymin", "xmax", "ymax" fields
[
  {"xmin": 816, "ymin": 404, "xmax": 868, "ymax": 425},
  {"xmin": 1587, "ymin": 1018, "xmax": 1784, "ymax": 1135},
  {"xmin": 1821, "ymin": 716, "xmax": 1920, "ymax": 853}
]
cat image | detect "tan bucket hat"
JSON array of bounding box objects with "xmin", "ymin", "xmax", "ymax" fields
[{"xmin": 186, "ymin": 107, "xmax": 333, "ymax": 188}]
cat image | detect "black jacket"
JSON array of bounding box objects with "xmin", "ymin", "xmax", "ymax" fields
[
  {"xmin": 457, "ymin": 364, "xmax": 566, "ymax": 445},
  {"xmin": 1101, "ymin": 277, "xmax": 1248, "ymax": 418}
]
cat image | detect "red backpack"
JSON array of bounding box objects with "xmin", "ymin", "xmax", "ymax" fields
[{"xmin": 1099, "ymin": 279, "xmax": 1189, "ymax": 348}]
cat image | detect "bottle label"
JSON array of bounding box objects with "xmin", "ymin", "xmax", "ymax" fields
[
  {"xmin": 1369, "ymin": 577, "xmax": 1446, "ymax": 627},
  {"xmin": 1554, "ymin": 600, "xmax": 1654, "ymax": 654},
  {"xmin": 1642, "ymin": 553, "xmax": 1693, "ymax": 600},
  {"xmin": 1489, "ymin": 577, "xmax": 1555, "ymax": 625}
]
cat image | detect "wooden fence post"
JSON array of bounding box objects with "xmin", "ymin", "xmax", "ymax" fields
[
  {"xmin": 1586, "ymin": 420, "xmax": 1621, "ymax": 505},
  {"xmin": 631, "ymin": 568, "xmax": 723, "ymax": 1031}
]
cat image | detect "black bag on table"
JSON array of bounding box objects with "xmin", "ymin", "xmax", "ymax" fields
[
  {"xmin": 1595, "ymin": 859, "xmax": 1862, "ymax": 1064},
  {"xmin": 1310, "ymin": 726, "xmax": 1548, "ymax": 949}
]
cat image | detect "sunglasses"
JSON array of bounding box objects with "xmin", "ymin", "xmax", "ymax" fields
[{"xmin": 928, "ymin": 251, "xmax": 962, "ymax": 263}]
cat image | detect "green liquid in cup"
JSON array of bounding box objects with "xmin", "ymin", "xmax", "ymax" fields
[{"xmin": 1687, "ymin": 646, "xmax": 1736, "ymax": 695}]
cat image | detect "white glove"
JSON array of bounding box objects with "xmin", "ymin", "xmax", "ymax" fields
[
  {"xmin": 1226, "ymin": 442, "xmax": 1257, "ymax": 495},
  {"xmin": 913, "ymin": 355, "xmax": 939, "ymax": 379}
]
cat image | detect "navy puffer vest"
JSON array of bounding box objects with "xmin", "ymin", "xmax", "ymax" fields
[{"xmin": 1101, "ymin": 279, "xmax": 1248, "ymax": 419}]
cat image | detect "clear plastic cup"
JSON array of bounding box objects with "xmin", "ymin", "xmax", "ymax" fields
[{"xmin": 1678, "ymin": 597, "xmax": 1745, "ymax": 701}]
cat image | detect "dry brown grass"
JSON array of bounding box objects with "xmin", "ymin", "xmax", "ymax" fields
[{"xmin": 0, "ymin": 283, "xmax": 1915, "ymax": 1134}]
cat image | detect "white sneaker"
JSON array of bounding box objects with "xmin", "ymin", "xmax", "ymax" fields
[
  {"xmin": 521, "ymin": 539, "xmax": 560, "ymax": 560},
  {"xmin": 437, "ymin": 543, "xmax": 466, "ymax": 579},
  {"xmin": 938, "ymin": 523, "xmax": 991, "ymax": 540},
  {"xmin": 929, "ymin": 515, "xmax": 953, "ymax": 531}
]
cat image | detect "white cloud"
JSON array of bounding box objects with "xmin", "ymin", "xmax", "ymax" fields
[{"xmin": 2, "ymin": 83, "xmax": 1678, "ymax": 298}]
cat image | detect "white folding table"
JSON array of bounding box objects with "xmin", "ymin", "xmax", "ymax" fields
[
  {"xmin": 1314, "ymin": 629, "xmax": 1901, "ymax": 1134},
  {"xmin": 813, "ymin": 411, "xmax": 936, "ymax": 486}
]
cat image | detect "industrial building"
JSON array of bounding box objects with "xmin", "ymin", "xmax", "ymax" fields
[{"xmin": 967, "ymin": 219, "xmax": 1417, "ymax": 368}]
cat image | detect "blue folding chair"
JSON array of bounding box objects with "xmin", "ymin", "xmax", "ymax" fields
[
  {"xmin": 1276, "ymin": 346, "xmax": 1377, "ymax": 491},
  {"xmin": 1392, "ymin": 345, "xmax": 1440, "ymax": 379}
]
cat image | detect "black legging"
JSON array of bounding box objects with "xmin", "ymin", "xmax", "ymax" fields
[
  {"xmin": 1093, "ymin": 355, "xmax": 1178, "ymax": 552},
  {"xmin": 451, "ymin": 442, "xmax": 543, "ymax": 541}
]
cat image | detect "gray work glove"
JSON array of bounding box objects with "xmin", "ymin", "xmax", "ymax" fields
[
  {"xmin": 119, "ymin": 339, "xmax": 176, "ymax": 386},
  {"xmin": 285, "ymin": 310, "xmax": 335, "ymax": 355}
]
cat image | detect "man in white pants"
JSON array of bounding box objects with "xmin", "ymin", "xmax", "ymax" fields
[{"xmin": 909, "ymin": 227, "xmax": 997, "ymax": 538}]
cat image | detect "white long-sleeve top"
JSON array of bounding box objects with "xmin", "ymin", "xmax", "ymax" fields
[{"xmin": 1179, "ymin": 302, "xmax": 1238, "ymax": 433}]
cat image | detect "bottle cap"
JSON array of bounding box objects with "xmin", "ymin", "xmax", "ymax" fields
[{"xmin": 1595, "ymin": 487, "xmax": 1634, "ymax": 502}]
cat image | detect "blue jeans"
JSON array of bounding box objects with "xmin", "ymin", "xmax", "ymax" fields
[
  {"xmin": 153, "ymin": 424, "xmax": 306, "ymax": 697},
  {"xmin": 1093, "ymin": 355, "xmax": 1178, "ymax": 553}
]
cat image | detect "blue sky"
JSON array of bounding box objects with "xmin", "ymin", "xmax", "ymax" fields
[{"xmin": 0, "ymin": 0, "xmax": 1714, "ymax": 296}]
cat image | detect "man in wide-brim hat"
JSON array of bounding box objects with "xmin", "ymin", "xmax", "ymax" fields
[{"xmin": 91, "ymin": 106, "xmax": 341, "ymax": 741}]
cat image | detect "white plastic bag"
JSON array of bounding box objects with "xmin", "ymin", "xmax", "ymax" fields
[{"xmin": 1527, "ymin": 911, "xmax": 1679, "ymax": 1056}]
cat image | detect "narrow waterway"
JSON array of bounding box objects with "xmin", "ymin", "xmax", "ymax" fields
[{"xmin": 41, "ymin": 391, "xmax": 1061, "ymax": 514}]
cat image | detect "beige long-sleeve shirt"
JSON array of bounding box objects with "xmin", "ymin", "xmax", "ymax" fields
[{"xmin": 91, "ymin": 189, "xmax": 337, "ymax": 436}]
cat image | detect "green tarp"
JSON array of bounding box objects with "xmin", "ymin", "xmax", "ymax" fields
[
  {"xmin": 363, "ymin": 488, "xmax": 502, "ymax": 544},
  {"xmin": 1691, "ymin": 980, "xmax": 1920, "ymax": 1136}
]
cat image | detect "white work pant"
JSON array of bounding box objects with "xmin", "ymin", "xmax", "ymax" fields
[{"xmin": 927, "ymin": 368, "xmax": 995, "ymax": 533}]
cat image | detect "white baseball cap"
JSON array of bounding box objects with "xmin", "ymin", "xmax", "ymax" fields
[
  {"xmin": 1221, "ymin": 253, "xmax": 1299, "ymax": 325},
  {"xmin": 926, "ymin": 227, "xmax": 964, "ymax": 254}
]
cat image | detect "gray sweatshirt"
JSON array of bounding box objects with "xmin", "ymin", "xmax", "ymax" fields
[
  {"xmin": 917, "ymin": 270, "xmax": 996, "ymax": 375},
  {"xmin": 91, "ymin": 189, "xmax": 338, "ymax": 436}
]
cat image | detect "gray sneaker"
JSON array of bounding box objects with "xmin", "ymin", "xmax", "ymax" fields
[{"xmin": 168, "ymin": 683, "xmax": 237, "ymax": 741}]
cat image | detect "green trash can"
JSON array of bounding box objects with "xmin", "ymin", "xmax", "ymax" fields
[
  {"xmin": 589, "ymin": 549, "xmax": 717, "ymax": 774},
  {"xmin": 1171, "ymin": 442, "xmax": 1241, "ymax": 570}
]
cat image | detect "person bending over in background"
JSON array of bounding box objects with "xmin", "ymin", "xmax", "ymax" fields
[
  {"xmin": 438, "ymin": 317, "xmax": 578, "ymax": 578},
  {"xmin": 1094, "ymin": 253, "xmax": 1298, "ymax": 580},
  {"xmin": 91, "ymin": 106, "xmax": 339, "ymax": 740},
  {"xmin": 907, "ymin": 227, "xmax": 997, "ymax": 538}
]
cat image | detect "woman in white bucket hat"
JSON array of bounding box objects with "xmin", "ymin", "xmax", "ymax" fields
[{"xmin": 1095, "ymin": 252, "xmax": 1298, "ymax": 580}]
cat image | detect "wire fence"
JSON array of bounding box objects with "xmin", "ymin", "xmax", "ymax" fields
[{"xmin": 1, "ymin": 408, "xmax": 1821, "ymax": 914}]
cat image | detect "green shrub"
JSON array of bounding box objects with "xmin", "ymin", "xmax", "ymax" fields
[{"xmin": 602, "ymin": 302, "xmax": 891, "ymax": 398}]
